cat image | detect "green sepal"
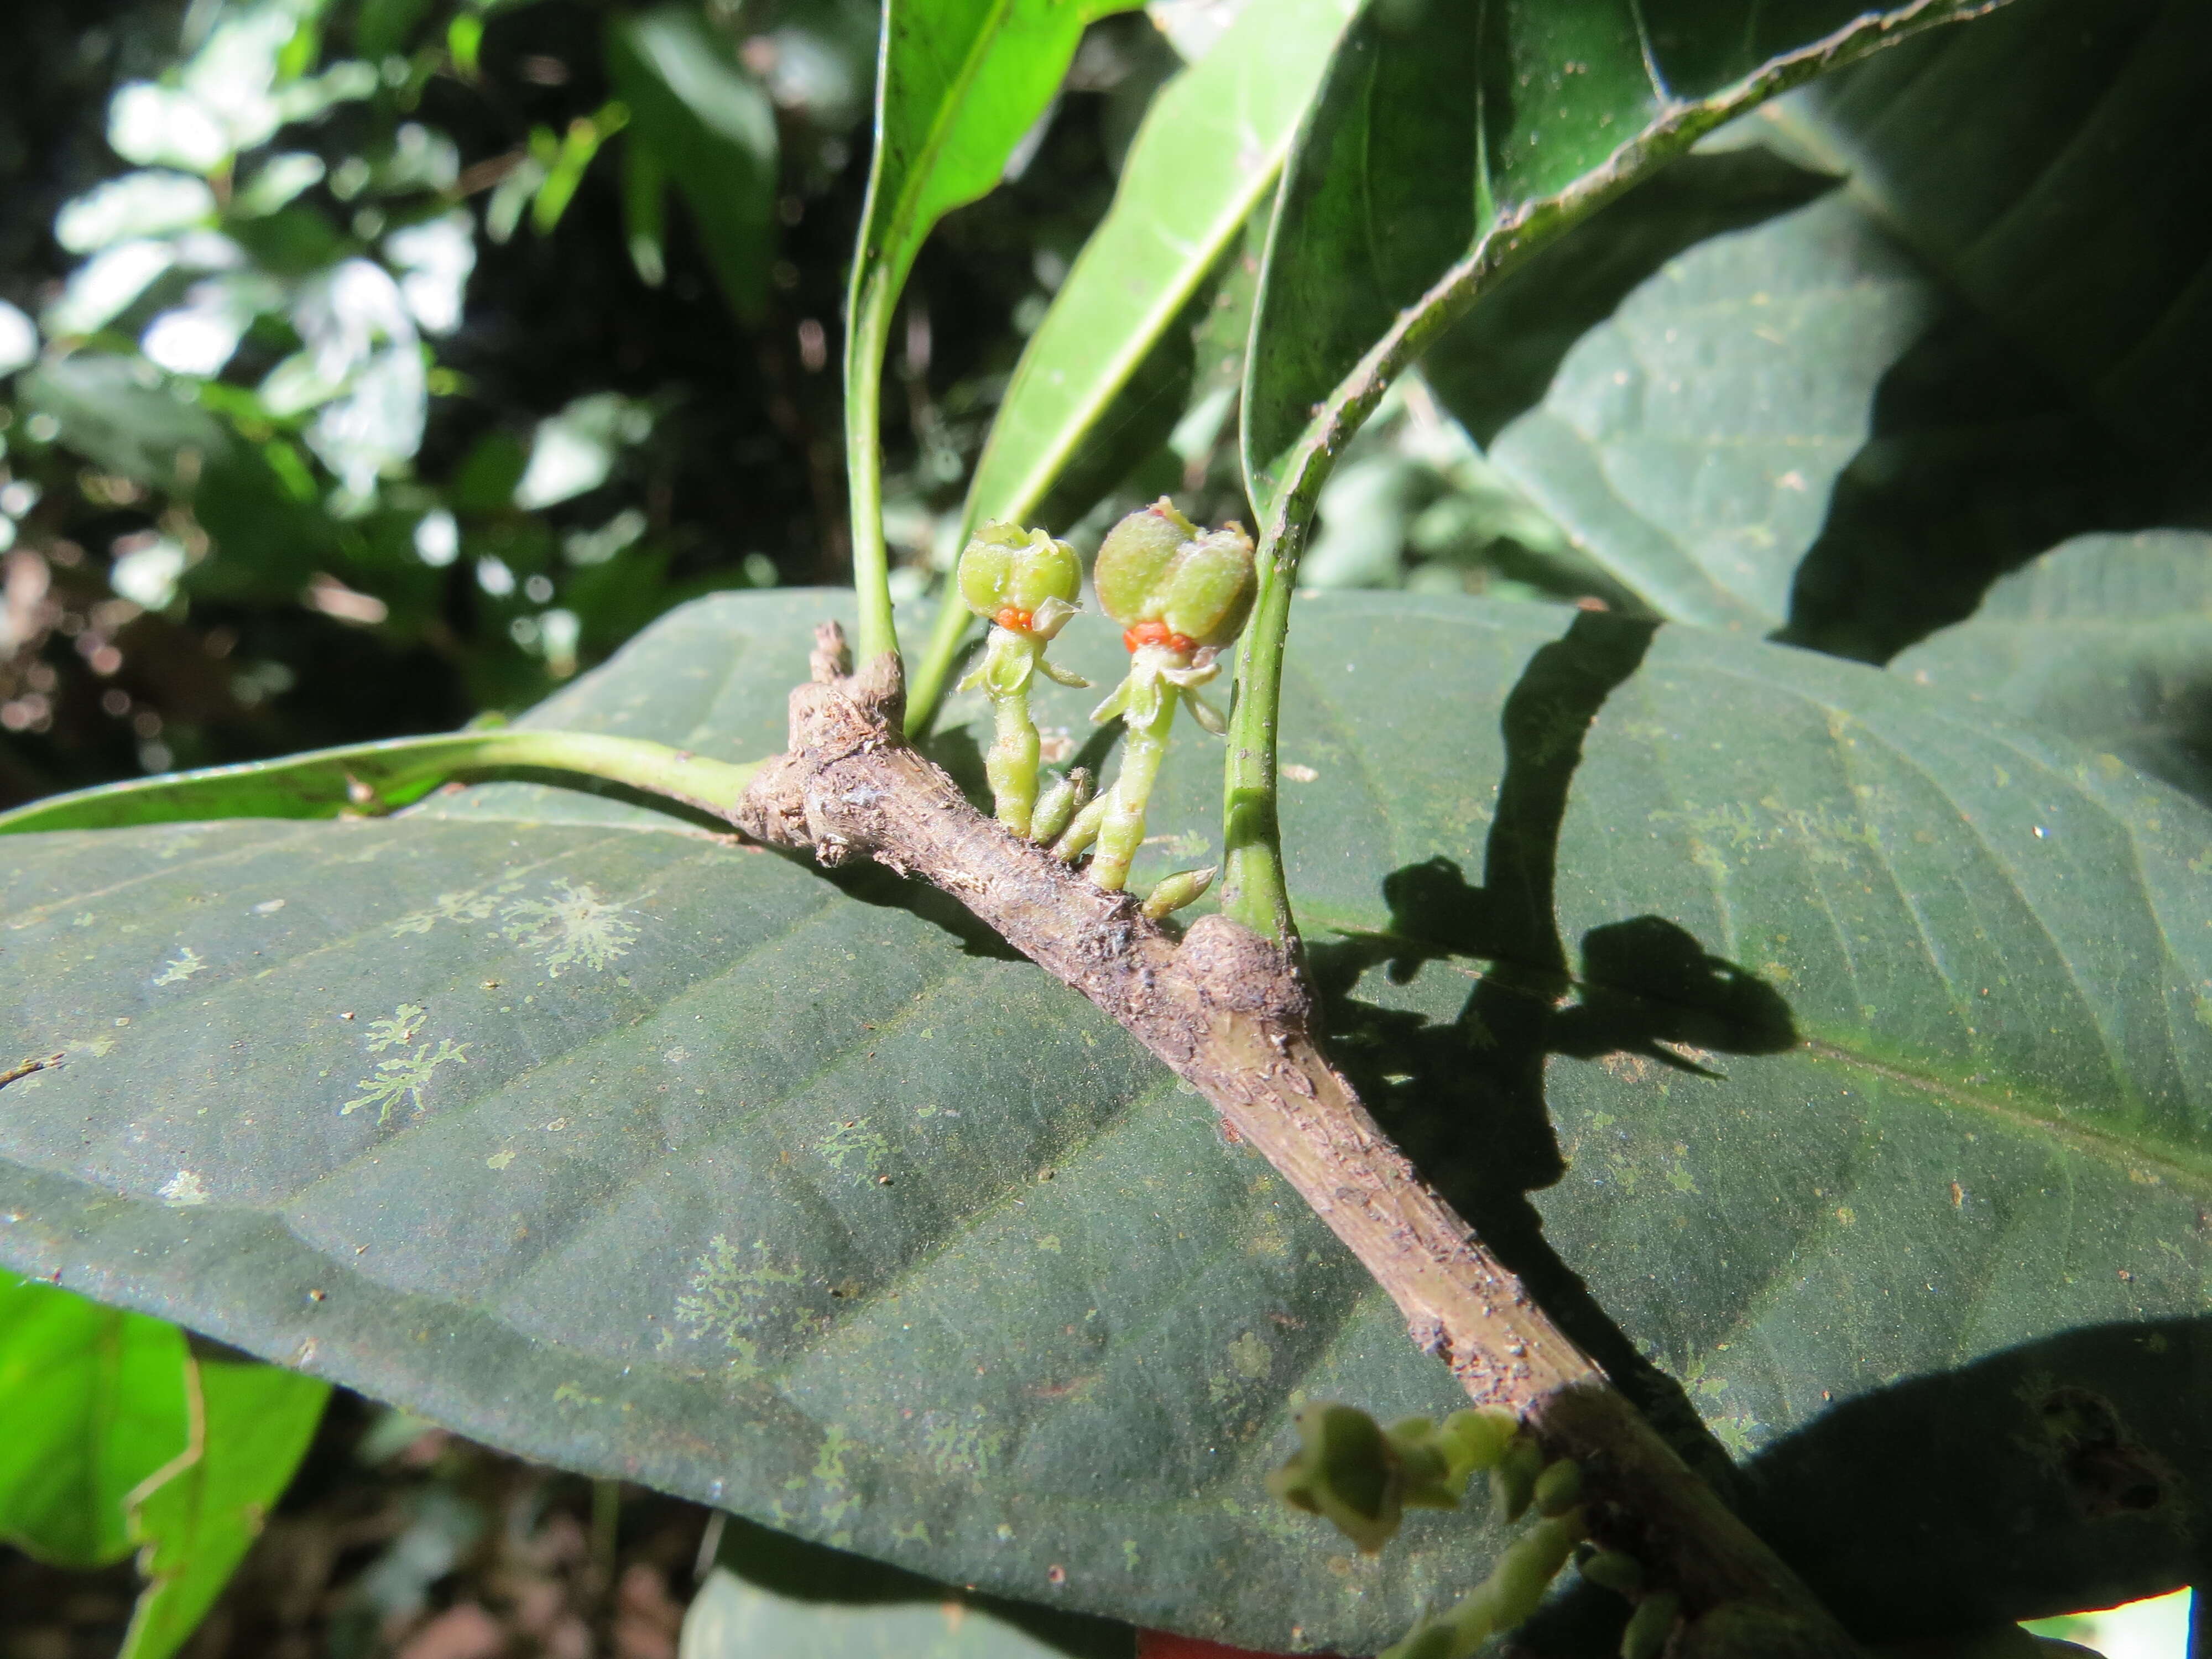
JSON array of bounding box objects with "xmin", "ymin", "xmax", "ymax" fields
[
  {"xmin": 1491, "ymin": 1433, "xmax": 1543, "ymax": 1525},
  {"xmin": 1265, "ymin": 1401, "xmax": 1404, "ymax": 1554}
]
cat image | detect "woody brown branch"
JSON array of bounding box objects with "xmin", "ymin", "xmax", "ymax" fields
[{"xmin": 734, "ymin": 623, "xmax": 1858, "ymax": 1656}]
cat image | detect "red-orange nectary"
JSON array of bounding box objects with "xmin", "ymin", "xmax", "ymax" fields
[
  {"xmin": 1122, "ymin": 621, "xmax": 1196, "ymax": 654},
  {"xmin": 994, "ymin": 606, "xmax": 1034, "ymax": 633}
]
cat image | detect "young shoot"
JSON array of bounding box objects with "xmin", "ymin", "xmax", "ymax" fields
[
  {"xmin": 955, "ymin": 522, "xmax": 1088, "ymax": 837},
  {"xmin": 1053, "ymin": 499, "xmax": 1254, "ymax": 894}
]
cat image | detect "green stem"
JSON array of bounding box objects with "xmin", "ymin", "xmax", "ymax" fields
[
  {"xmin": 906, "ymin": 574, "xmax": 979, "ymax": 739},
  {"xmin": 843, "ymin": 268, "xmax": 903, "ymax": 669},
  {"xmin": 1091, "ymin": 678, "xmax": 1177, "ymax": 892},
  {"xmin": 981, "ymin": 630, "xmax": 1043, "ymax": 835},
  {"xmin": 0, "ymin": 730, "xmax": 760, "ymax": 835},
  {"xmin": 1217, "ymin": 0, "xmax": 2011, "ymax": 947}
]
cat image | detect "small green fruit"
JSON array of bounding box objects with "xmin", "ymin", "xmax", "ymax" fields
[
  {"xmin": 958, "ymin": 521, "xmax": 1081, "ymax": 624},
  {"xmin": 1093, "ymin": 498, "xmax": 1196, "ymax": 624},
  {"xmin": 1093, "ymin": 500, "xmax": 1255, "ymax": 647}
]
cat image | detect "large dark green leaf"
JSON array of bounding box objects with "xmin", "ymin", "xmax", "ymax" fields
[
  {"xmin": 1477, "ymin": 186, "xmax": 1934, "ymax": 631},
  {"xmin": 1785, "ymin": 0, "xmax": 2212, "ymax": 476},
  {"xmin": 1890, "ymin": 531, "xmax": 2212, "ymax": 807},
  {"xmin": 1417, "ymin": 0, "xmax": 2211, "ymax": 645},
  {"xmin": 7, "ymin": 589, "xmax": 2212, "ymax": 1642},
  {"xmin": 607, "ymin": 6, "xmax": 779, "ymax": 325},
  {"xmin": 1238, "ymin": 0, "xmax": 1998, "ymax": 518}
]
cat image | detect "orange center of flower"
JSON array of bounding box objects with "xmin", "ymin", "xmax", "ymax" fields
[
  {"xmin": 1123, "ymin": 621, "xmax": 1196, "ymax": 654},
  {"xmin": 994, "ymin": 606, "xmax": 1034, "ymax": 632}
]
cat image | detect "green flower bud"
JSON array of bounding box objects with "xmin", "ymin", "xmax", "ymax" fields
[
  {"xmin": 1619, "ymin": 1592, "xmax": 1679, "ymax": 1659},
  {"xmin": 1534, "ymin": 1457, "xmax": 1583, "ymax": 1518},
  {"xmin": 1490, "ymin": 1433, "xmax": 1543, "ymax": 1525},
  {"xmin": 958, "ymin": 521, "xmax": 1081, "ymax": 624},
  {"xmin": 1140, "ymin": 864, "xmax": 1215, "ymax": 921},
  {"xmin": 1029, "ymin": 768, "xmax": 1092, "ymax": 845},
  {"xmin": 1578, "ymin": 1549, "xmax": 1644, "ymax": 1595},
  {"xmin": 1093, "ymin": 501, "xmax": 1255, "ymax": 647},
  {"xmin": 1265, "ymin": 1401, "xmax": 1402, "ymax": 1554}
]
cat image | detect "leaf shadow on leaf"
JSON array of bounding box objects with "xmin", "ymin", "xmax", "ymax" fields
[
  {"xmin": 709, "ymin": 1509, "xmax": 1136, "ymax": 1656},
  {"xmin": 1305, "ymin": 609, "xmax": 1798, "ymax": 1496},
  {"xmin": 1422, "ymin": 146, "xmax": 1840, "ymax": 448},
  {"xmin": 1780, "ymin": 297, "xmax": 2182, "ymax": 666},
  {"xmin": 1525, "ymin": 1316, "xmax": 2211, "ymax": 1650}
]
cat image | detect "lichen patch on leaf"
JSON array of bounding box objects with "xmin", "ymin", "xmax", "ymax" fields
[
  {"xmin": 342, "ymin": 1036, "xmax": 471, "ymax": 1125},
  {"xmin": 158, "ymin": 1169, "xmax": 210, "ymax": 1207},
  {"xmin": 153, "ymin": 946, "xmax": 207, "ymax": 986},
  {"xmin": 366, "ymin": 1004, "xmax": 427, "ymax": 1052},
  {"xmin": 498, "ymin": 880, "xmax": 643, "ymax": 975},
  {"xmin": 675, "ymin": 1234, "xmax": 815, "ymax": 1380}
]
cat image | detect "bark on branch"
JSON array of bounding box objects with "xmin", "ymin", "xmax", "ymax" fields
[{"xmin": 734, "ymin": 625, "xmax": 1858, "ymax": 1656}]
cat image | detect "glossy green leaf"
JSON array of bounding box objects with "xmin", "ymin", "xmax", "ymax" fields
[
  {"xmin": 8, "ymin": 589, "xmax": 2212, "ymax": 1641},
  {"xmin": 962, "ymin": 0, "xmax": 1354, "ymax": 537},
  {"xmin": 845, "ymin": 0, "xmax": 1140, "ymax": 660},
  {"xmin": 608, "ymin": 5, "xmax": 779, "ymax": 324},
  {"xmin": 0, "ymin": 1272, "xmax": 189, "ymax": 1568},
  {"xmin": 119, "ymin": 1356, "xmax": 330, "ymax": 1659},
  {"xmin": 1889, "ymin": 531, "xmax": 2212, "ymax": 808},
  {"xmin": 1239, "ymin": 0, "xmax": 1995, "ymax": 517}
]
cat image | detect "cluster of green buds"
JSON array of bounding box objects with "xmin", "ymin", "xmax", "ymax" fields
[
  {"xmin": 1268, "ymin": 1400, "xmax": 1679, "ymax": 1659},
  {"xmin": 951, "ymin": 500, "xmax": 1255, "ymax": 918},
  {"xmin": 1051, "ymin": 499, "xmax": 1255, "ymax": 900},
  {"xmin": 954, "ymin": 522, "xmax": 1090, "ymax": 838}
]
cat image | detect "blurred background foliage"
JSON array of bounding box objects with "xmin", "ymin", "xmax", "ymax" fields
[
  {"xmin": 0, "ymin": 0, "xmax": 1613, "ymax": 813},
  {"xmin": 0, "ymin": 0, "xmax": 1171, "ymax": 805}
]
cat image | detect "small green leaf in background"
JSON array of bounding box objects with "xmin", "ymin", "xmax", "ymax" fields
[
  {"xmin": 120, "ymin": 1354, "xmax": 330, "ymax": 1659},
  {"xmin": 962, "ymin": 0, "xmax": 1355, "ymax": 537},
  {"xmin": 1889, "ymin": 530, "xmax": 2212, "ymax": 808},
  {"xmin": 608, "ymin": 5, "xmax": 780, "ymax": 325},
  {"xmin": 0, "ymin": 1271, "xmax": 189, "ymax": 1567},
  {"xmin": 0, "ymin": 1270, "xmax": 328, "ymax": 1656}
]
